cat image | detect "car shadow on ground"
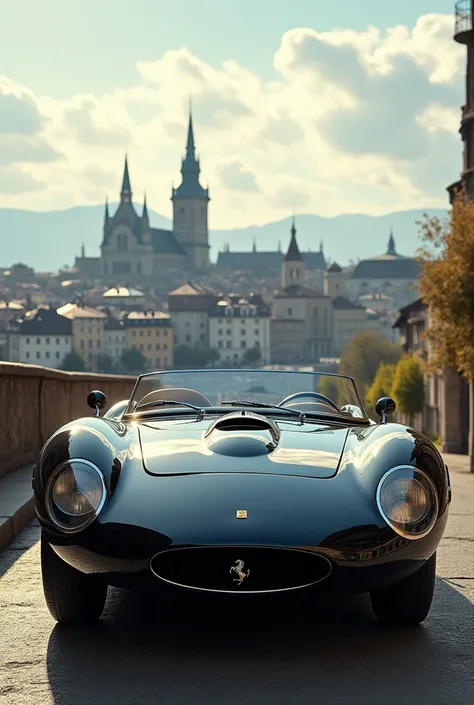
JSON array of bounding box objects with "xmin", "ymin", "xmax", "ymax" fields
[{"xmin": 46, "ymin": 578, "xmax": 474, "ymax": 705}]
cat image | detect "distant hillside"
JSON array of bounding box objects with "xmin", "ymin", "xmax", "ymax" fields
[{"xmin": 0, "ymin": 205, "xmax": 447, "ymax": 272}]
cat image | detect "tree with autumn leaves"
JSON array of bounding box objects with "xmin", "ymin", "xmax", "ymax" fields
[{"xmin": 418, "ymin": 188, "xmax": 474, "ymax": 470}]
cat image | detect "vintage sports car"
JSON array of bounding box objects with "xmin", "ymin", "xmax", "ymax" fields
[{"xmin": 34, "ymin": 369, "xmax": 451, "ymax": 626}]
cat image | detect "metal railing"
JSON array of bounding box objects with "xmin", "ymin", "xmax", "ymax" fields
[{"xmin": 455, "ymin": 0, "xmax": 472, "ymax": 36}]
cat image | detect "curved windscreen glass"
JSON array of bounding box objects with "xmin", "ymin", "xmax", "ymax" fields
[{"xmin": 125, "ymin": 369, "xmax": 367, "ymax": 420}]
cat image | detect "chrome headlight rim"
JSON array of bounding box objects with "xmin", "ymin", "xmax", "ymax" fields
[
  {"xmin": 376, "ymin": 465, "xmax": 439, "ymax": 540},
  {"xmin": 45, "ymin": 458, "xmax": 107, "ymax": 534}
]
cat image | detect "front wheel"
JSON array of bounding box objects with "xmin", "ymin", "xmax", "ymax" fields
[
  {"xmin": 41, "ymin": 533, "xmax": 108, "ymax": 625},
  {"xmin": 370, "ymin": 553, "xmax": 436, "ymax": 626}
]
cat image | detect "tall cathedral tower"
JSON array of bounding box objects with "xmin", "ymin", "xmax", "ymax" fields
[
  {"xmin": 171, "ymin": 110, "xmax": 210, "ymax": 270},
  {"xmin": 448, "ymin": 1, "xmax": 474, "ymax": 201}
]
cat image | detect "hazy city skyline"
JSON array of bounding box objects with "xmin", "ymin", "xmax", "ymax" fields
[{"xmin": 0, "ymin": 1, "xmax": 465, "ymax": 228}]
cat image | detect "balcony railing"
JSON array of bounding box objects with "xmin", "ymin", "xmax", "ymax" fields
[{"xmin": 455, "ymin": 0, "xmax": 473, "ymax": 36}]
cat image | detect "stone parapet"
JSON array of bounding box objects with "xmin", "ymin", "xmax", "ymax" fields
[{"xmin": 0, "ymin": 362, "xmax": 135, "ymax": 478}]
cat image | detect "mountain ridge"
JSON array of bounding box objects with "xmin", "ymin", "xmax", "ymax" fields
[{"xmin": 0, "ymin": 205, "xmax": 447, "ymax": 271}]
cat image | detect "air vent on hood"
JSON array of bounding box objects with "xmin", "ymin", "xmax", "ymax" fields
[{"xmin": 205, "ymin": 411, "xmax": 279, "ymax": 436}]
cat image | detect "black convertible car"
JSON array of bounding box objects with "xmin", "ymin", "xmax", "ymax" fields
[{"xmin": 34, "ymin": 369, "xmax": 451, "ymax": 626}]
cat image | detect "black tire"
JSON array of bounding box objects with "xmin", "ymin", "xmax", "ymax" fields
[
  {"xmin": 370, "ymin": 552, "xmax": 437, "ymax": 626},
  {"xmin": 41, "ymin": 533, "xmax": 107, "ymax": 625}
]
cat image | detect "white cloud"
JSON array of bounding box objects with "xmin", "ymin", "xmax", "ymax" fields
[{"xmin": 0, "ymin": 14, "xmax": 465, "ymax": 226}]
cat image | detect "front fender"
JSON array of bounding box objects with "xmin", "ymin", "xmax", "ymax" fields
[{"xmin": 33, "ymin": 416, "xmax": 137, "ymax": 529}]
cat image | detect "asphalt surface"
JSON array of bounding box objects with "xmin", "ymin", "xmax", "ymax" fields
[{"xmin": 1, "ymin": 456, "xmax": 473, "ymax": 705}]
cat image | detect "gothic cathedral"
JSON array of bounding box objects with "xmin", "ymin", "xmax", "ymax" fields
[{"xmin": 100, "ymin": 111, "xmax": 210, "ymax": 278}]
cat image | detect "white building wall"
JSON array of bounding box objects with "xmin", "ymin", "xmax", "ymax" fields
[
  {"xmin": 209, "ymin": 314, "xmax": 270, "ymax": 365},
  {"xmin": 172, "ymin": 311, "xmax": 209, "ymax": 348},
  {"xmin": 18, "ymin": 334, "xmax": 72, "ymax": 368},
  {"xmin": 105, "ymin": 330, "xmax": 127, "ymax": 363}
]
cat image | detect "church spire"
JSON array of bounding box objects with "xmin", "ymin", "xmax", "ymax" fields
[
  {"xmin": 387, "ymin": 228, "xmax": 396, "ymax": 255},
  {"xmin": 186, "ymin": 109, "xmax": 196, "ymax": 160},
  {"xmin": 284, "ymin": 215, "xmax": 303, "ymax": 261},
  {"xmin": 171, "ymin": 108, "xmax": 209, "ymax": 201},
  {"xmin": 104, "ymin": 197, "xmax": 109, "ymax": 224},
  {"xmin": 121, "ymin": 155, "xmax": 132, "ymax": 202},
  {"xmin": 142, "ymin": 192, "xmax": 149, "ymax": 220}
]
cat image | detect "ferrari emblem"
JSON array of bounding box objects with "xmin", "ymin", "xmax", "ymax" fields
[
  {"xmin": 230, "ymin": 559, "xmax": 250, "ymax": 585},
  {"xmin": 236, "ymin": 509, "xmax": 247, "ymax": 519}
]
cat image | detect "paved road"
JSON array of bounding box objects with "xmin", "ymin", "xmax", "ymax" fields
[{"xmin": 1, "ymin": 455, "xmax": 473, "ymax": 705}]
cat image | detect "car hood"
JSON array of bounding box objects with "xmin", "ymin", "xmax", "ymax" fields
[{"xmin": 138, "ymin": 414, "xmax": 352, "ymax": 479}]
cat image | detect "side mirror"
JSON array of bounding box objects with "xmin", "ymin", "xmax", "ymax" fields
[
  {"xmin": 87, "ymin": 390, "xmax": 107, "ymax": 417},
  {"xmin": 375, "ymin": 397, "xmax": 396, "ymax": 424}
]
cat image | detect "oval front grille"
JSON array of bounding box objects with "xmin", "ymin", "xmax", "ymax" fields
[{"xmin": 150, "ymin": 546, "xmax": 332, "ymax": 593}]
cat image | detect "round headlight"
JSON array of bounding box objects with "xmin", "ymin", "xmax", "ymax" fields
[
  {"xmin": 377, "ymin": 466, "xmax": 438, "ymax": 539},
  {"xmin": 46, "ymin": 459, "xmax": 106, "ymax": 533}
]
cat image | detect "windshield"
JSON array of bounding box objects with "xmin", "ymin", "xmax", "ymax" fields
[{"xmin": 125, "ymin": 369, "xmax": 367, "ymax": 420}]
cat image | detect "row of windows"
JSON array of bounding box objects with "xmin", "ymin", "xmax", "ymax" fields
[
  {"xmin": 130, "ymin": 329, "xmax": 169, "ymax": 337},
  {"xmin": 134, "ymin": 343, "xmax": 168, "ymax": 351},
  {"xmin": 24, "ymin": 337, "xmax": 69, "ymax": 345},
  {"xmin": 80, "ymin": 340, "xmax": 101, "ymax": 349},
  {"xmin": 25, "ymin": 351, "xmax": 61, "ymax": 360},
  {"xmin": 216, "ymin": 313, "xmax": 261, "ymax": 322},
  {"xmin": 80, "ymin": 327, "xmax": 103, "ymax": 335},
  {"xmin": 216, "ymin": 328, "xmax": 261, "ymax": 337},
  {"xmin": 217, "ymin": 340, "xmax": 260, "ymax": 350},
  {"xmin": 184, "ymin": 321, "xmax": 206, "ymax": 328},
  {"xmin": 174, "ymin": 334, "xmax": 206, "ymax": 345}
]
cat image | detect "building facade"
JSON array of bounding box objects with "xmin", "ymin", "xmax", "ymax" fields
[
  {"xmin": 209, "ymin": 294, "xmax": 270, "ymax": 365},
  {"xmin": 124, "ymin": 311, "xmax": 173, "ymax": 370},
  {"xmin": 168, "ymin": 282, "xmax": 217, "ymax": 349},
  {"xmin": 57, "ymin": 303, "xmax": 106, "ymax": 370},
  {"xmin": 97, "ymin": 113, "xmax": 209, "ymax": 280},
  {"xmin": 347, "ymin": 233, "xmax": 421, "ymax": 308},
  {"xmin": 8, "ymin": 307, "xmax": 72, "ymax": 368}
]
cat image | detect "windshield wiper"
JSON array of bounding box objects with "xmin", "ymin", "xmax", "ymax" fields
[
  {"xmin": 221, "ymin": 399, "xmax": 306, "ymax": 423},
  {"xmin": 134, "ymin": 399, "xmax": 206, "ymax": 419}
]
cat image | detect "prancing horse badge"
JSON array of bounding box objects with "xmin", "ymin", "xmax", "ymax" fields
[{"xmin": 236, "ymin": 509, "xmax": 248, "ymax": 519}]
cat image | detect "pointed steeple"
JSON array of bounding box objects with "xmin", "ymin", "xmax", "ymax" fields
[
  {"xmin": 284, "ymin": 215, "xmax": 303, "ymax": 261},
  {"xmin": 387, "ymin": 228, "xmax": 396, "ymax": 255},
  {"xmin": 104, "ymin": 197, "xmax": 110, "ymax": 224},
  {"xmin": 171, "ymin": 107, "xmax": 209, "ymax": 201},
  {"xmin": 186, "ymin": 109, "xmax": 196, "ymax": 160},
  {"xmin": 252, "ymin": 236, "xmax": 257, "ymax": 252},
  {"xmin": 120, "ymin": 156, "xmax": 132, "ymax": 202},
  {"xmin": 81, "ymin": 243, "xmax": 85, "ymax": 258},
  {"xmin": 142, "ymin": 192, "xmax": 149, "ymax": 220},
  {"xmin": 319, "ymin": 239, "xmax": 324, "ymax": 253}
]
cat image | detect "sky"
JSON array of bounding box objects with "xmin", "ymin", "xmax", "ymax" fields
[{"xmin": 0, "ymin": 0, "xmax": 466, "ymax": 227}]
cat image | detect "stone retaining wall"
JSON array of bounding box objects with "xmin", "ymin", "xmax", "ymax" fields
[{"xmin": 0, "ymin": 363, "xmax": 135, "ymax": 478}]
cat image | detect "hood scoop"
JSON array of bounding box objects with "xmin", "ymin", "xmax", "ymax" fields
[{"xmin": 204, "ymin": 411, "xmax": 281, "ymax": 457}]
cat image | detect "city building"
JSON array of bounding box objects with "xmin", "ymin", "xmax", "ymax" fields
[
  {"xmin": 57, "ymin": 303, "xmax": 107, "ymax": 369},
  {"xmin": 102, "ymin": 286, "xmax": 145, "ymax": 308},
  {"xmin": 208, "ymin": 293, "xmax": 271, "ymax": 365},
  {"xmin": 75, "ymin": 111, "xmax": 210, "ymax": 280},
  {"xmin": 216, "ymin": 237, "xmax": 326, "ymax": 279},
  {"xmin": 347, "ymin": 232, "xmax": 421, "ymax": 308},
  {"xmin": 8, "ymin": 307, "xmax": 72, "ymax": 368},
  {"xmin": 168, "ymin": 282, "xmax": 217, "ymax": 349},
  {"xmin": 124, "ymin": 311, "xmax": 173, "ymax": 369},
  {"xmin": 104, "ymin": 312, "xmax": 127, "ymax": 367},
  {"xmin": 271, "ymin": 220, "xmax": 333, "ymax": 362}
]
